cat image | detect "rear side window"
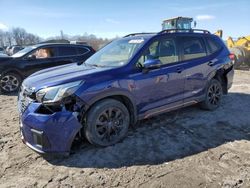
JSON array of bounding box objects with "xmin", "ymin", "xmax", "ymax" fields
[
  {"xmin": 58, "ymin": 46, "xmax": 77, "ymax": 56},
  {"xmin": 181, "ymin": 37, "xmax": 206, "ymax": 61},
  {"xmin": 77, "ymin": 47, "xmax": 90, "ymax": 55},
  {"xmin": 206, "ymin": 37, "xmax": 222, "ymax": 54}
]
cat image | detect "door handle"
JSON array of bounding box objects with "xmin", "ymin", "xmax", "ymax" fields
[{"xmin": 176, "ymin": 67, "xmax": 183, "ymax": 73}]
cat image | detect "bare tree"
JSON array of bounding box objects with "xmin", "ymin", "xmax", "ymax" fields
[
  {"xmin": 5, "ymin": 31, "xmax": 13, "ymax": 46},
  {"xmin": 1, "ymin": 26, "xmax": 112, "ymax": 49},
  {"xmin": 25, "ymin": 33, "xmax": 40, "ymax": 45},
  {"xmin": 12, "ymin": 27, "xmax": 27, "ymax": 45},
  {"xmin": 0, "ymin": 30, "xmax": 4, "ymax": 47},
  {"xmin": 10, "ymin": 27, "xmax": 41, "ymax": 46}
]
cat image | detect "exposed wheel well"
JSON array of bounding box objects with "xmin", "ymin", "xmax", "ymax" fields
[{"xmin": 213, "ymin": 69, "xmax": 228, "ymax": 94}]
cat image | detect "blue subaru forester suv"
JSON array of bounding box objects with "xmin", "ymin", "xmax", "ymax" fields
[{"xmin": 18, "ymin": 29, "xmax": 234, "ymax": 154}]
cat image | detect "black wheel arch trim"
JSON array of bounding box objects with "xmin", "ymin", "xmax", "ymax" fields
[
  {"xmin": 83, "ymin": 90, "xmax": 138, "ymax": 125},
  {"xmin": 207, "ymin": 68, "xmax": 228, "ymax": 94},
  {"xmin": 1, "ymin": 68, "xmax": 24, "ymax": 79}
]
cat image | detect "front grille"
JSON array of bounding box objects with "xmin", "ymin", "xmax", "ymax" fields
[{"xmin": 18, "ymin": 85, "xmax": 35, "ymax": 114}]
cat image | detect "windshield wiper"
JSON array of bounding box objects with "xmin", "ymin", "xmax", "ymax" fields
[{"xmin": 88, "ymin": 64, "xmax": 107, "ymax": 68}]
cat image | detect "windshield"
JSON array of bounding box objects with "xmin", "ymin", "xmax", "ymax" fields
[
  {"xmin": 12, "ymin": 46, "xmax": 37, "ymax": 58},
  {"xmin": 85, "ymin": 38, "xmax": 146, "ymax": 67}
]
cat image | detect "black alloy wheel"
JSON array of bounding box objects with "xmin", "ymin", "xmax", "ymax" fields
[
  {"xmin": 84, "ymin": 99, "xmax": 130, "ymax": 146},
  {"xmin": 0, "ymin": 73, "xmax": 21, "ymax": 93}
]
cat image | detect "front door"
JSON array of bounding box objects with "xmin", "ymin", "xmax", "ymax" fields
[
  {"xmin": 129, "ymin": 37, "xmax": 186, "ymax": 117},
  {"xmin": 22, "ymin": 46, "xmax": 59, "ymax": 77}
]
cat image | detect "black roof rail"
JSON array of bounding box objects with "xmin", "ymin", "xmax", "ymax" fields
[
  {"xmin": 123, "ymin": 32, "xmax": 156, "ymax": 38},
  {"xmin": 158, "ymin": 29, "xmax": 211, "ymax": 34}
]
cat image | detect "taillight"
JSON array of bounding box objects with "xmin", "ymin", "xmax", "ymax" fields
[{"xmin": 229, "ymin": 53, "xmax": 235, "ymax": 61}]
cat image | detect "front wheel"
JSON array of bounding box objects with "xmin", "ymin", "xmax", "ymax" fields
[
  {"xmin": 84, "ymin": 99, "xmax": 130, "ymax": 146},
  {"xmin": 0, "ymin": 73, "xmax": 22, "ymax": 93},
  {"xmin": 200, "ymin": 79, "xmax": 223, "ymax": 111}
]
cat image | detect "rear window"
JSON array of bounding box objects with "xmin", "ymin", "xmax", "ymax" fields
[
  {"xmin": 181, "ymin": 37, "xmax": 206, "ymax": 61},
  {"xmin": 58, "ymin": 46, "xmax": 77, "ymax": 56},
  {"xmin": 77, "ymin": 47, "xmax": 90, "ymax": 55},
  {"xmin": 206, "ymin": 37, "xmax": 222, "ymax": 54}
]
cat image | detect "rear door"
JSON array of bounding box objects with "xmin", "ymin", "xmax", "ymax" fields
[
  {"xmin": 56, "ymin": 46, "xmax": 79, "ymax": 65},
  {"xmin": 178, "ymin": 35, "xmax": 210, "ymax": 102}
]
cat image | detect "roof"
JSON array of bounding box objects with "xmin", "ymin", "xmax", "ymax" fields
[
  {"xmin": 123, "ymin": 29, "xmax": 211, "ymax": 39},
  {"xmin": 29, "ymin": 42, "xmax": 91, "ymax": 48},
  {"xmin": 39, "ymin": 39, "xmax": 70, "ymax": 44}
]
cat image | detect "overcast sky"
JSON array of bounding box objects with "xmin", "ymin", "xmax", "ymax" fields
[{"xmin": 0, "ymin": 0, "xmax": 249, "ymax": 39}]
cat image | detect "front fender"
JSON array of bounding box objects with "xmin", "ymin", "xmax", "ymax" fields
[{"xmin": 76, "ymin": 83, "xmax": 138, "ymax": 124}]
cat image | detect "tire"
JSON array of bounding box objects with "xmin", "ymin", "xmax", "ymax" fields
[
  {"xmin": 0, "ymin": 72, "xmax": 22, "ymax": 93},
  {"xmin": 84, "ymin": 99, "xmax": 130, "ymax": 146},
  {"xmin": 200, "ymin": 79, "xmax": 223, "ymax": 111}
]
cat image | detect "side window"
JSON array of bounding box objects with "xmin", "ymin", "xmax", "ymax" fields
[
  {"xmin": 137, "ymin": 41, "xmax": 159, "ymax": 66},
  {"xmin": 58, "ymin": 46, "xmax": 77, "ymax": 56},
  {"xmin": 32, "ymin": 47, "xmax": 56, "ymax": 59},
  {"xmin": 137, "ymin": 38, "xmax": 178, "ymax": 67},
  {"xmin": 148, "ymin": 41, "xmax": 158, "ymax": 57},
  {"xmin": 77, "ymin": 47, "xmax": 90, "ymax": 55},
  {"xmin": 207, "ymin": 37, "xmax": 221, "ymax": 54},
  {"xmin": 182, "ymin": 37, "xmax": 206, "ymax": 60},
  {"xmin": 158, "ymin": 39, "xmax": 178, "ymax": 65}
]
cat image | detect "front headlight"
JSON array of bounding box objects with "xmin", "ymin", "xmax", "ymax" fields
[{"xmin": 36, "ymin": 81, "xmax": 83, "ymax": 103}]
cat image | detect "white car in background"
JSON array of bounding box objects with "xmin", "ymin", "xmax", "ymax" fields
[{"xmin": 9, "ymin": 46, "xmax": 24, "ymax": 55}]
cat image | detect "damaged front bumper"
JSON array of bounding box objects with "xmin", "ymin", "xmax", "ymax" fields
[{"xmin": 19, "ymin": 103, "xmax": 82, "ymax": 154}]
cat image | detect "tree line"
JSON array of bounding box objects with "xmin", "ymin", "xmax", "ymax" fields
[
  {"xmin": 0, "ymin": 27, "xmax": 114, "ymax": 50},
  {"xmin": 0, "ymin": 27, "xmax": 41, "ymax": 47}
]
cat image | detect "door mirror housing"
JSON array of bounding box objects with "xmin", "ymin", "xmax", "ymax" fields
[
  {"xmin": 144, "ymin": 59, "xmax": 162, "ymax": 70},
  {"xmin": 26, "ymin": 54, "xmax": 36, "ymax": 60}
]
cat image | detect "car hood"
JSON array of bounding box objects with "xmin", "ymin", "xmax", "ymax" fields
[{"xmin": 23, "ymin": 63, "xmax": 111, "ymax": 91}]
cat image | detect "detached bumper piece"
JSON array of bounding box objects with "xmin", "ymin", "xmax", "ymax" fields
[{"xmin": 20, "ymin": 103, "xmax": 82, "ymax": 154}]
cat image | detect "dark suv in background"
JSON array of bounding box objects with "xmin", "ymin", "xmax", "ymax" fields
[
  {"xmin": 18, "ymin": 29, "xmax": 234, "ymax": 154},
  {"xmin": 0, "ymin": 43, "xmax": 95, "ymax": 92}
]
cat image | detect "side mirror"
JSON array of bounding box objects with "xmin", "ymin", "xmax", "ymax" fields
[
  {"xmin": 26, "ymin": 54, "xmax": 36, "ymax": 60},
  {"xmin": 77, "ymin": 61, "xmax": 82, "ymax": 65},
  {"xmin": 144, "ymin": 59, "xmax": 162, "ymax": 70}
]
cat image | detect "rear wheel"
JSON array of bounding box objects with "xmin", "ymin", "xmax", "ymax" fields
[
  {"xmin": 0, "ymin": 73, "xmax": 22, "ymax": 93},
  {"xmin": 84, "ymin": 99, "xmax": 130, "ymax": 146},
  {"xmin": 200, "ymin": 79, "xmax": 223, "ymax": 110}
]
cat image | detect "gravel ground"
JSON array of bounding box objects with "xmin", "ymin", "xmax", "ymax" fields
[{"xmin": 0, "ymin": 70, "xmax": 250, "ymax": 188}]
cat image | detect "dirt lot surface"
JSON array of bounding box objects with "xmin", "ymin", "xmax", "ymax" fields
[{"xmin": 0, "ymin": 70, "xmax": 250, "ymax": 188}]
